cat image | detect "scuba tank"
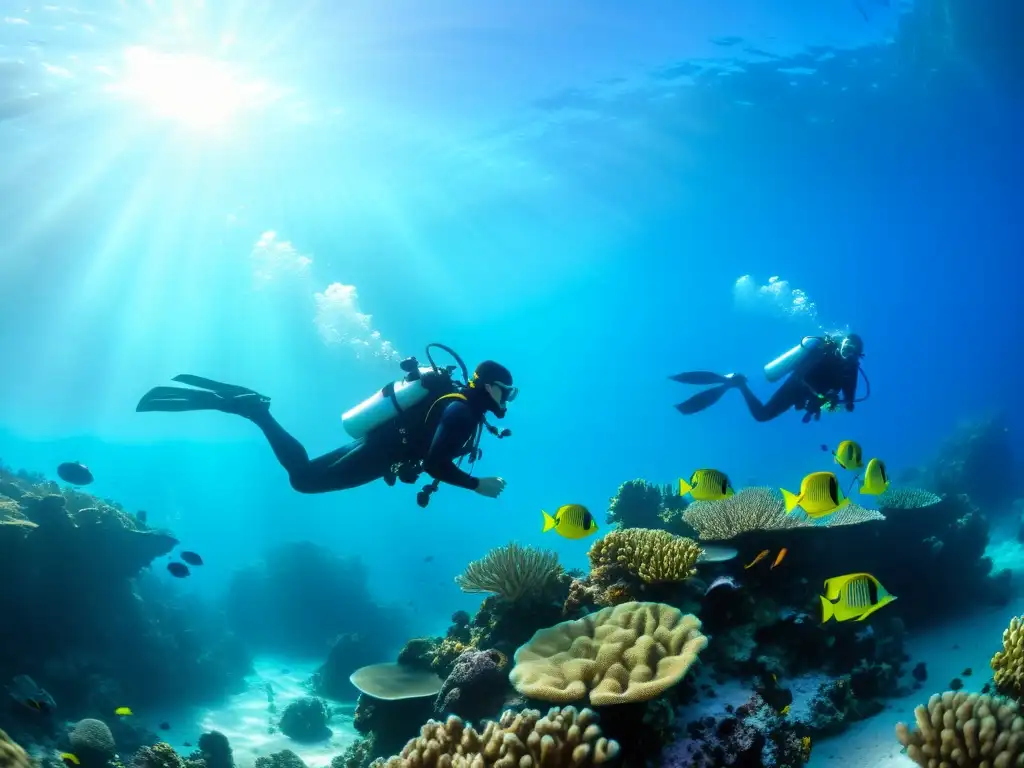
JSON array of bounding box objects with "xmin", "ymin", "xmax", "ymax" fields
[
  {"xmin": 342, "ymin": 357, "xmax": 458, "ymax": 440},
  {"xmin": 763, "ymin": 336, "xmax": 826, "ymax": 383}
]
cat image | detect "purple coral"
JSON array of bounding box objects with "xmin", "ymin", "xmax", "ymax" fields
[{"xmin": 433, "ymin": 648, "xmax": 509, "ymax": 721}]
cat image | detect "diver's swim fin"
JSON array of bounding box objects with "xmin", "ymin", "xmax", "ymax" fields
[
  {"xmin": 135, "ymin": 375, "xmax": 269, "ymax": 415},
  {"xmin": 674, "ymin": 384, "xmax": 730, "ymax": 415},
  {"xmin": 669, "ymin": 371, "xmax": 732, "ymax": 385}
]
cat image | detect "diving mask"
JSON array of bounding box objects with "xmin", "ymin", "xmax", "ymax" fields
[
  {"xmin": 839, "ymin": 336, "xmax": 863, "ymax": 360},
  {"xmin": 491, "ymin": 381, "xmax": 519, "ymax": 405}
]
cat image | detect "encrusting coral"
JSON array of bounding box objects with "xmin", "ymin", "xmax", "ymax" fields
[
  {"xmin": 0, "ymin": 730, "xmax": 31, "ymax": 768},
  {"xmin": 682, "ymin": 487, "xmax": 885, "ymax": 540},
  {"xmin": 587, "ymin": 529, "xmax": 702, "ymax": 584},
  {"xmin": 455, "ymin": 542, "xmax": 562, "ymax": 602},
  {"xmin": 991, "ymin": 615, "xmax": 1024, "ymax": 700},
  {"xmin": 895, "ymin": 690, "xmax": 1024, "ymax": 767},
  {"xmin": 510, "ymin": 601, "xmax": 706, "ymax": 706},
  {"xmin": 372, "ymin": 706, "xmax": 620, "ymax": 767}
]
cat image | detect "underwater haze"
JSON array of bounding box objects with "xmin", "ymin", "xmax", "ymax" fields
[{"xmin": 1, "ymin": 0, "xmax": 1023, "ymax": 767}]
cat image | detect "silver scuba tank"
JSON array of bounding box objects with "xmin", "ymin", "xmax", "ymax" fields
[
  {"xmin": 341, "ymin": 367, "xmax": 438, "ymax": 439},
  {"xmin": 763, "ymin": 336, "xmax": 823, "ymax": 383}
]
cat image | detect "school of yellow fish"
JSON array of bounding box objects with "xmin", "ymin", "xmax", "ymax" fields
[{"xmin": 541, "ymin": 438, "xmax": 897, "ymax": 626}]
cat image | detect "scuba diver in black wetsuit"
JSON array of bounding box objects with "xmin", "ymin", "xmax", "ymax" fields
[
  {"xmin": 671, "ymin": 333, "xmax": 869, "ymax": 423},
  {"xmin": 135, "ymin": 344, "xmax": 517, "ymax": 507}
]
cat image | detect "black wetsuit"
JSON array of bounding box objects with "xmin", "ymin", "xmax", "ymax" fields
[
  {"xmin": 248, "ymin": 390, "xmax": 487, "ymax": 493},
  {"xmin": 738, "ymin": 347, "xmax": 859, "ymax": 423}
]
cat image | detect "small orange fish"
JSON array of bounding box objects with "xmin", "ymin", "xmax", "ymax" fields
[
  {"xmin": 771, "ymin": 548, "xmax": 788, "ymax": 569},
  {"xmin": 744, "ymin": 550, "xmax": 770, "ymax": 569}
]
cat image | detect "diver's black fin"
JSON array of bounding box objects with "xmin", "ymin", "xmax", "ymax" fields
[
  {"xmin": 136, "ymin": 386, "xmax": 231, "ymax": 413},
  {"xmin": 171, "ymin": 374, "xmax": 258, "ymax": 396},
  {"xmin": 674, "ymin": 384, "xmax": 730, "ymax": 415},
  {"xmin": 669, "ymin": 371, "xmax": 732, "ymax": 385},
  {"xmin": 136, "ymin": 377, "xmax": 269, "ymax": 414}
]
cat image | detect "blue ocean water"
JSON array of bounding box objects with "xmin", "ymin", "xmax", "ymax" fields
[{"xmin": 0, "ymin": 1, "xmax": 1022, "ymax": 766}]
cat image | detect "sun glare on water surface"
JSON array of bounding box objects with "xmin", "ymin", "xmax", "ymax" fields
[{"xmin": 107, "ymin": 46, "xmax": 272, "ymax": 131}]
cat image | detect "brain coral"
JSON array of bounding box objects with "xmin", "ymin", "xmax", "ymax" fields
[
  {"xmin": 896, "ymin": 690, "xmax": 1024, "ymax": 767},
  {"xmin": 70, "ymin": 718, "xmax": 116, "ymax": 765},
  {"xmin": 509, "ymin": 601, "xmax": 706, "ymax": 706},
  {"xmin": 0, "ymin": 730, "xmax": 31, "ymax": 768},
  {"xmin": 587, "ymin": 529, "xmax": 701, "ymax": 583}
]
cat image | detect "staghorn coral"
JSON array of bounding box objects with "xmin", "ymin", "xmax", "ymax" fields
[
  {"xmin": 587, "ymin": 528, "xmax": 701, "ymax": 584},
  {"xmin": 895, "ymin": 690, "xmax": 1024, "ymax": 767},
  {"xmin": 877, "ymin": 487, "xmax": 942, "ymax": 511},
  {"xmin": 0, "ymin": 730, "xmax": 31, "ymax": 768},
  {"xmin": 991, "ymin": 615, "xmax": 1024, "ymax": 700},
  {"xmin": 510, "ymin": 601, "xmax": 706, "ymax": 706},
  {"xmin": 683, "ymin": 487, "xmax": 885, "ymax": 541},
  {"xmin": 373, "ymin": 706, "xmax": 619, "ymax": 767},
  {"xmin": 455, "ymin": 542, "xmax": 562, "ymax": 602}
]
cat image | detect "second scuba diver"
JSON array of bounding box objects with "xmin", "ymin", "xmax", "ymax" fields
[
  {"xmin": 671, "ymin": 333, "xmax": 867, "ymax": 423},
  {"xmin": 136, "ymin": 344, "xmax": 516, "ymax": 507}
]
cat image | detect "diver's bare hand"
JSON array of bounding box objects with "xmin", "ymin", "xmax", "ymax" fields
[{"xmin": 475, "ymin": 477, "xmax": 506, "ymax": 498}]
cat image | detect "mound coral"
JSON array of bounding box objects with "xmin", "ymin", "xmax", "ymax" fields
[
  {"xmin": 70, "ymin": 718, "xmax": 117, "ymax": 768},
  {"xmin": 877, "ymin": 488, "xmax": 942, "ymax": 511},
  {"xmin": 895, "ymin": 690, "xmax": 1024, "ymax": 767},
  {"xmin": 434, "ymin": 648, "xmax": 510, "ymax": 720},
  {"xmin": 455, "ymin": 542, "xmax": 562, "ymax": 602},
  {"xmin": 683, "ymin": 487, "xmax": 885, "ymax": 541},
  {"xmin": 279, "ymin": 697, "xmax": 331, "ymax": 742},
  {"xmin": 991, "ymin": 615, "xmax": 1024, "ymax": 700},
  {"xmin": 373, "ymin": 706, "xmax": 619, "ymax": 767},
  {"xmin": 510, "ymin": 601, "xmax": 706, "ymax": 706},
  {"xmin": 587, "ymin": 529, "xmax": 702, "ymax": 584},
  {"xmin": 0, "ymin": 730, "xmax": 31, "ymax": 768}
]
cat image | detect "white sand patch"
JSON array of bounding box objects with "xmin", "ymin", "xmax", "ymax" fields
[
  {"xmin": 808, "ymin": 603, "xmax": 1024, "ymax": 767},
  {"xmin": 145, "ymin": 658, "xmax": 358, "ymax": 768}
]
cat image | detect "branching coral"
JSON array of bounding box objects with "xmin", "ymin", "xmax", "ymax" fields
[
  {"xmin": 455, "ymin": 542, "xmax": 562, "ymax": 602},
  {"xmin": 876, "ymin": 488, "xmax": 942, "ymax": 511},
  {"xmin": 587, "ymin": 529, "xmax": 702, "ymax": 584},
  {"xmin": 991, "ymin": 615, "xmax": 1024, "ymax": 700},
  {"xmin": 510, "ymin": 602, "xmax": 706, "ymax": 706},
  {"xmin": 895, "ymin": 691, "xmax": 1024, "ymax": 767},
  {"xmin": 0, "ymin": 730, "xmax": 31, "ymax": 768},
  {"xmin": 373, "ymin": 706, "xmax": 620, "ymax": 767},
  {"xmin": 682, "ymin": 487, "xmax": 884, "ymax": 541}
]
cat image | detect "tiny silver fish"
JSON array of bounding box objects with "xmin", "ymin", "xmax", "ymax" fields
[{"xmin": 705, "ymin": 575, "xmax": 739, "ymax": 595}]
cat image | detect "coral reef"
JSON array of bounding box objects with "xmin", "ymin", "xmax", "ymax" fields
[
  {"xmin": 0, "ymin": 730, "xmax": 31, "ymax": 768},
  {"xmin": 372, "ymin": 706, "xmax": 619, "ymax": 767},
  {"xmin": 455, "ymin": 543, "xmax": 563, "ymax": 602},
  {"xmin": 922, "ymin": 413, "xmax": 1020, "ymax": 513},
  {"xmin": 991, "ymin": 615, "xmax": 1024, "ymax": 700},
  {"xmin": 434, "ymin": 649, "xmax": 509, "ymax": 721},
  {"xmin": 132, "ymin": 742, "xmax": 189, "ymax": 768},
  {"xmin": 0, "ymin": 463, "xmax": 251, "ymax": 715},
  {"xmin": 683, "ymin": 487, "xmax": 884, "ymax": 540},
  {"xmin": 278, "ymin": 697, "xmax": 331, "ymax": 743},
  {"xmin": 665, "ymin": 693, "xmax": 809, "ymax": 767},
  {"xmin": 895, "ymin": 690, "xmax": 1024, "ymax": 767},
  {"xmin": 876, "ymin": 487, "xmax": 942, "ymax": 511},
  {"xmin": 253, "ymin": 751, "xmax": 307, "ymax": 768},
  {"xmin": 510, "ymin": 602, "xmax": 706, "ymax": 706},
  {"xmin": 225, "ymin": 540, "xmax": 408, "ymax": 657}
]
